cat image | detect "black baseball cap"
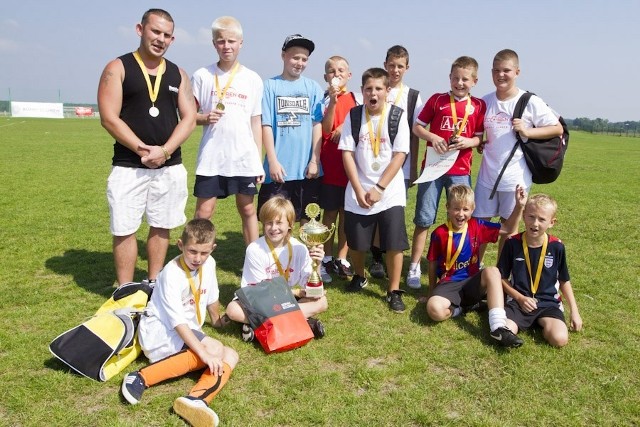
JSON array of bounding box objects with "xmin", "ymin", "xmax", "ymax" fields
[{"xmin": 281, "ymin": 34, "xmax": 315, "ymax": 54}]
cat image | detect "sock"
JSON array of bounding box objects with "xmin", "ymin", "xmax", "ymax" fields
[
  {"xmin": 189, "ymin": 362, "xmax": 233, "ymax": 405},
  {"xmin": 409, "ymin": 262, "xmax": 419, "ymax": 271},
  {"xmin": 370, "ymin": 246, "xmax": 383, "ymax": 262},
  {"xmin": 488, "ymin": 307, "xmax": 507, "ymax": 332},
  {"xmin": 139, "ymin": 349, "xmax": 206, "ymax": 387},
  {"xmin": 337, "ymin": 258, "xmax": 351, "ymax": 267},
  {"xmin": 450, "ymin": 305, "xmax": 463, "ymax": 318},
  {"xmin": 322, "ymin": 256, "xmax": 333, "ymax": 263}
]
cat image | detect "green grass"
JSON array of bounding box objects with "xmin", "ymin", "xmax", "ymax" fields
[{"xmin": 1, "ymin": 117, "xmax": 639, "ymax": 426}]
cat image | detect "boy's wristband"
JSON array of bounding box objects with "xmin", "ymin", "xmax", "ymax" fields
[
  {"xmin": 161, "ymin": 145, "xmax": 171, "ymax": 160},
  {"xmin": 376, "ymin": 183, "xmax": 386, "ymax": 190},
  {"xmin": 373, "ymin": 185, "xmax": 385, "ymax": 194}
]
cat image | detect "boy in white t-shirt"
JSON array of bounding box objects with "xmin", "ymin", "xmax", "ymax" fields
[
  {"xmin": 339, "ymin": 67, "xmax": 411, "ymax": 313},
  {"xmin": 191, "ymin": 16, "xmax": 264, "ymax": 245},
  {"xmin": 225, "ymin": 196, "xmax": 328, "ymax": 339},
  {"xmin": 475, "ymin": 49, "xmax": 563, "ymax": 254},
  {"xmin": 121, "ymin": 219, "xmax": 237, "ymax": 427}
]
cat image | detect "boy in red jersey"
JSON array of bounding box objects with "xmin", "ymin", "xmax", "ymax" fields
[
  {"xmin": 319, "ymin": 55, "xmax": 362, "ymax": 283},
  {"xmin": 498, "ymin": 194, "xmax": 582, "ymax": 347},
  {"xmin": 407, "ymin": 56, "xmax": 486, "ymax": 289},
  {"xmin": 426, "ymin": 184, "xmax": 525, "ymax": 347}
]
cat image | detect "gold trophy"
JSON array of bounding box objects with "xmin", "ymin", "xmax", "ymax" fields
[{"xmin": 299, "ymin": 203, "xmax": 335, "ymax": 298}]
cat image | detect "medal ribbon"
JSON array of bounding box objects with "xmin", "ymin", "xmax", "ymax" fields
[
  {"xmin": 449, "ymin": 93, "xmax": 472, "ymax": 138},
  {"xmin": 179, "ymin": 257, "xmax": 204, "ymax": 325},
  {"xmin": 445, "ymin": 220, "xmax": 468, "ymax": 271},
  {"xmin": 522, "ymin": 233, "xmax": 548, "ymax": 295},
  {"xmin": 266, "ymin": 239, "xmax": 293, "ymax": 282},
  {"xmin": 392, "ymin": 83, "xmax": 404, "ymax": 106},
  {"xmin": 133, "ymin": 50, "xmax": 166, "ymax": 105},
  {"xmin": 215, "ymin": 62, "xmax": 240, "ymax": 106},
  {"xmin": 365, "ymin": 102, "xmax": 387, "ymax": 158}
]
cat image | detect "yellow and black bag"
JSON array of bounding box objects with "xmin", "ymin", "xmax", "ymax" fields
[{"xmin": 49, "ymin": 282, "xmax": 152, "ymax": 381}]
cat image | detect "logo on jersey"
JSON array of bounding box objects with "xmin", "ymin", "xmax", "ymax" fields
[
  {"xmin": 544, "ymin": 255, "xmax": 554, "ymax": 268},
  {"xmin": 439, "ymin": 116, "xmax": 469, "ymax": 134},
  {"xmin": 276, "ymin": 96, "xmax": 310, "ymax": 127}
]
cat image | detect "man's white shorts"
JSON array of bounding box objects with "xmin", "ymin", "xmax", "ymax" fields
[
  {"xmin": 107, "ymin": 165, "xmax": 187, "ymax": 236},
  {"xmin": 473, "ymin": 183, "xmax": 528, "ymax": 220}
]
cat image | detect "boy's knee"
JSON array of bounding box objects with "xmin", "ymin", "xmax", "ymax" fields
[
  {"xmin": 426, "ymin": 298, "xmax": 449, "ymax": 322},
  {"xmin": 481, "ymin": 266, "xmax": 501, "ymax": 284},
  {"xmin": 223, "ymin": 346, "xmax": 239, "ymax": 369},
  {"xmin": 225, "ymin": 301, "xmax": 245, "ymax": 322},
  {"xmin": 546, "ymin": 329, "xmax": 569, "ymax": 348}
]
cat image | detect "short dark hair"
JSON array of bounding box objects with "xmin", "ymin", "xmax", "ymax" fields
[
  {"xmin": 141, "ymin": 8, "xmax": 174, "ymax": 26},
  {"xmin": 180, "ymin": 218, "xmax": 216, "ymax": 246},
  {"xmin": 385, "ymin": 45, "xmax": 410, "ymax": 64},
  {"xmin": 361, "ymin": 67, "xmax": 389, "ymax": 87}
]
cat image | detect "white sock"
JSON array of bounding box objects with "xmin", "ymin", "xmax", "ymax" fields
[
  {"xmin": 322, "ymin": 256, "xmax": 333, "ymax": 263},
  {"xmin": 337, "ymin": 258, "xmax": 351, "ymax": 267},
  {"xmin": 450, "ymin": 305, "xmax": 463, "ymax": 318},
  {"xmin": 409, "ymin": 262, "xmax": 419, "ymax": 271},
  {"xmin": 488, "ymin": 307, "xmax": 507, "ymax": 332}
]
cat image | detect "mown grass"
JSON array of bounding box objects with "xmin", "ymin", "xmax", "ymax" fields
[{"xmin": 0, "ymin": 117, "xmax": 639, "ymax": 426}]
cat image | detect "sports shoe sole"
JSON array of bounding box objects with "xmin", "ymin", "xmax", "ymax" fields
[{"xmin": 173, "ymin": 397, "xmax": 219, "ymax": 427}]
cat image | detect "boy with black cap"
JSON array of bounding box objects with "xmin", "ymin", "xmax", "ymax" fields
[{"xmin": 258, "ymin": 34, "xmax": 325, "ymax": 223}]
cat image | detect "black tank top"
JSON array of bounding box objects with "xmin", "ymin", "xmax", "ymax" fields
[{"xmin": 112, "ymin": 52, "xmax": 183, "ymax": 168}]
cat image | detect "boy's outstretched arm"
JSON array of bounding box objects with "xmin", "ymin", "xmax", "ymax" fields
[
  {"xmin": 500, "ymin": 185, "xmax": 527, "ymax": 237},
  {"xmin": 559, "ymin": 280, "xmax": 583, "ymax": 331},
  {"xmin": 175, "ymin": 323, "xmax": 224, "ymax": 375},
  {"xmin": 342, "ymin": 150, "xmax": 369, "ymax": 208}
]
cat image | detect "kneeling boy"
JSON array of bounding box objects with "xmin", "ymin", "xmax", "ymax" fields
[{"xmin": 498, "ymin": 194, "xmax": 582, "ymax": 347}]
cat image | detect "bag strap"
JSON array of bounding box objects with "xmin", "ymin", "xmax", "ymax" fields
[
  {"xmin": 489, "ymin": 92, "xmax": 533, "ymax": 200},
  {"xmin": 407, "ymin": 88, "xmax": 419, "ymax": 129},
  {"xmin": 350, "ymin": 104, "xmax": 403, "ymax": 147}
]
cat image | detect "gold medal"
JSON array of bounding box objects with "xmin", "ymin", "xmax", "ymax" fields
[
  {"xmin": 371, "ymin": 161, "xmax": 380, "ymax": 172},
  {"xmin": 214, "ymin": 62, "xmax": 240, "ymax": 112},
  {"xmin": 149, "ymin": 106, "xmax": 159, "ymax": 117},
  {"xmin": 215, "ymin": 102, "xmax": 225, "ymax": 111}
]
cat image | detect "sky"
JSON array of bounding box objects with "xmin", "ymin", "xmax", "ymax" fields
[{"xmin": 1, "ymin": 0, "xmax": 638, "ymax": 122}]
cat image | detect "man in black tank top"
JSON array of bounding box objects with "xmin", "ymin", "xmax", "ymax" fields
[{"xmin": 97, "ymin": 9, "xmax": 196, "ymax": 287}]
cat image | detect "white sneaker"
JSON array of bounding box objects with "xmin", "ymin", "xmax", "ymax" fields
[
  {"xmin": 320, "ymin": 261, "xmax": 333, "ymax": 283},
  {"xmin": 173, "ymin": 396, "xmax": 219, "ymax": 427},
  {"xmin": 406, "ymin": 266, "xmax": 421, "ymax": 289}
]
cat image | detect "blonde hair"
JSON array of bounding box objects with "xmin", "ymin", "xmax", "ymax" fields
[
  {"xmin": 325, "ymin": 55, "xmax": 349, "ymax": 72},
  {"xmin": 493, "ymin": 49, "xmax": 519, "ymax": 67},
  {"xmin": 446, "ymin": 184, "xmax": 475, "ymax": 208},
  {"xmin": 211, "ymin": 16, "xmax": 242, "ymax": 39},
  {"xmin": 259, "ymin": 196, "xmax": 295, "ymax": 229},
  {"xmin": 525, "ymin": 194, "xmax": 558, "ymax": 217},
  {"xmin": 180, "ymin": 218, "xmax": 216, "ymax": 246},
  {"xmin": 451, "ymin": 56, "xmax": 479, "ymax": 78}
]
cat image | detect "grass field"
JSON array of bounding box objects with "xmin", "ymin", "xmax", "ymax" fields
[{"xmin": 1, "ymin": 117, "xmax": 639, "ymax": 426}]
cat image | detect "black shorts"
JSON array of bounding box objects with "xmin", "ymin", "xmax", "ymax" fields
[
  {"xmin": 505, "ymin": 300, "xmax": 565, "ymax": 330},
  {"xmin": 257, "ymin": 178, "xmax": 322, "ymax": 221},
  {"xmin": 344, "ymin": 205, "xmax": 409, "ymax": 252},
  {"xmin": 194, "ymin": 175, "xmax": 257, "ymax": 199},
  {"xmin": 430, "ymin": 272, "xmax": 485, "ymax": 307},
  {"xmin": 319, "ymin": 183, "xmax": 346, "ymax": 211}
]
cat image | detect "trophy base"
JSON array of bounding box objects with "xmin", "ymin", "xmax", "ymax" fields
[{"xmin": 305, "ymin": 283, "xmax": 324, "ymax": 299}]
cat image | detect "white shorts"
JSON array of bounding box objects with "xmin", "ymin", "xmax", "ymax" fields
[
  {"xmin": 473, "ymin": 182, "xmax": 528, "ymax": 220},
  {"xmin": 107, "ymin": 165, "xmax": 187, "ymax": 236}
]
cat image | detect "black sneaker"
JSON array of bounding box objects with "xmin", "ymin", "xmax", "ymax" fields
[
  {"xmin": 346, "ymin": 274, "xmax": 368, "ymax": 292},
  {"xmin": 369, "ymin": 260, "xmax": 386, "ymax": 279},
  {"xmin": 241, "ymin": 324, "xmax": 255, "ymax": 342},
  {"xmin": 334, "ymin": 258, "xmax": 354, "ymax": 279},
  {"xmin": 320, "ymin": 260, "xmax": 334, "ymax": 283},
  {"xmin": 307, "ymin": 317, "xmax": 325, "ymax": 339},
  {"xmin": 462, "ymin": 300, "xmax": 488, "ymax": 315},
  {"xmin": 490, "ymin": 327, "xmax": 524, "ymax": 348},
  {"xmin": 122, "ymin": 371, "xmax": 146, "ymax": 405},
  {"xmin": 386, "ymin": 290, "xmax": 406, "ymax": 313}
]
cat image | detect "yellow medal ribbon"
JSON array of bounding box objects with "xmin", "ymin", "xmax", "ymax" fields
[
  {"xmin": 391, "ymin": 83, "xmax": 404, "ymax": 106},
  {"xmin": 365, "ymin": 102, "xmax": 387, "ymax": 158},
  {"xmin": 266, "ymin": 239, "xmax": 293, "ymax": 282},
  {"xmin": 449, "ymin": 93, "xmax": 472, "ymax": 139},
  {"xmin": 445, "ymin": 220, "xmax": 468, "ymax": 271},
  {"xmin": 214, "ymin": 62, "xmax": 240, "ymax": 108},
  {"xmin": 522, "ymin": 233, "xmax": 548, "ymax": 296},
  {"xmin": 179, "ymin": 257, "xmax": 204, "ymax": 325},
  {"xmin": 132, "ymin": 50, "xmax": 166, "ymax": 106}
]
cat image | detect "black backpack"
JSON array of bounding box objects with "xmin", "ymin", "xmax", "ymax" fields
[
  {"xmin": 490, "ymin": 92, "xmax": 569, "ymax": 199},
  {"xmin": 350, "ymin": 104, "xmax": 404, "ymax": 145}
]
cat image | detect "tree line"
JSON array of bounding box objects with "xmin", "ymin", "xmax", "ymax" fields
[{"xmin": 566, "ymin": 117, "xmax": 639, "ymax": 137}]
